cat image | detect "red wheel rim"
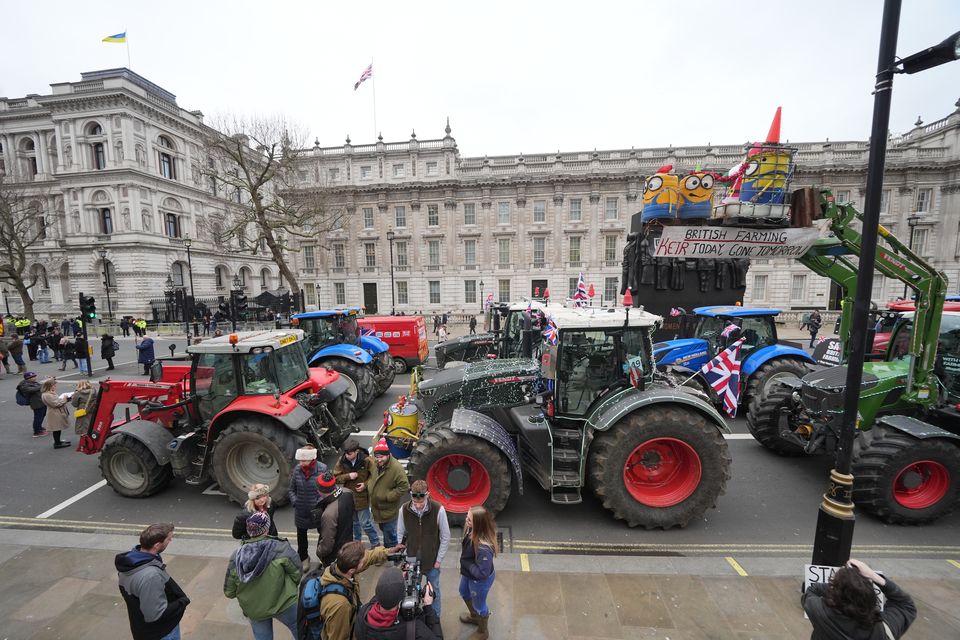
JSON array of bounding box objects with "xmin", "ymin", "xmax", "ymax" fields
[
  {"xmin": 623, "ymin": 438, "xmax": 701, "ymax": 507},
  {"xmin": 893, "ymin": 460, "xmax": 949, "ymax": 509},
  {"xmin": 425, "ymin": 454, "xmax": 491, "ymax": 514}
]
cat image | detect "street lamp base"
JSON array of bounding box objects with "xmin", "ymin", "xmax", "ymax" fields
[{"xmin": 811, "ymin": 505, "xmax": 856, "ymax": 567}]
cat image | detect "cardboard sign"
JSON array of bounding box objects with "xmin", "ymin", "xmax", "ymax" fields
[
  {"xmin": 803, "ymin": 565, "xmax": 885, "ymax": 618},
  {"xmin": 653, "ymin": 226, "xmax": 821, "ymax": 259},
  {"xmin": 812, "ymin": 338, "xmax": 843, "ymax": 367}
]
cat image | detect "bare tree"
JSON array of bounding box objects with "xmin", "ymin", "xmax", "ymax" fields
[
  {"xmin": 201, "ymin": 115, "xmax": 347, "ymax": 296},
  {"xmin": 0, "ymin": 173, "xmax": 47, "ymax": 319}
]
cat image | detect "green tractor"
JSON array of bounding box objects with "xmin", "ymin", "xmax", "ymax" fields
[
  {"xmin": 405, "ymin": 305, "xmax": 732, "ymax": 529},
  {"xmin": 747, "ymin": 190, "xmax": 960, "ymax": 524}
]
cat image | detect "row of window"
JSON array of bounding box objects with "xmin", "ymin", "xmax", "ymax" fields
[
  {"xmin": 321, "ymin": 277, "xmax": 621, "ymax": 306},
  {"xmin": 97, "ymin": 208, "xmax": 182, "ymax": 238},
  {"xmin": 302, "ymin": 235, "xmax": 621, "ymax": 270},
  {"xmin": 330, "ymin": 161, "xmax": 441, "ymax": 182}
]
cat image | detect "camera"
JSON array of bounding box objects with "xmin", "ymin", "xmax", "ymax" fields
[{"xmin": 388, "ymin": 555, "xmax": 426, "ymax": 621}]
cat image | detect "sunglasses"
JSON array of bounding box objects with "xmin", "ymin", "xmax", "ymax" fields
[{"xmin": 410, "ymin": 492, "xmax": 427, "ymax": 499}]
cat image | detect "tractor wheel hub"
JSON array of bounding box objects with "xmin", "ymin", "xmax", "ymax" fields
[{"xmin": 447, "ymin": 466, "xmax": 471, "ymax": 492}]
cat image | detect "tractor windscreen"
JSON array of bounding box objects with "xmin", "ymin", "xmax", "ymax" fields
[{"xmin": 240, "ymin": 344, "xmax": 309, "ymax": 395}]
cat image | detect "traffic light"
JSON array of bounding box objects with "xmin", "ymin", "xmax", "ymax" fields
[
  {"xmin": 218, "ymin": 300, "xmax": 231, "ymax": 317},
  {"xmin": 235, "ymin": 292, "xmax": 248, "ymax": 316},
  {"xmin": 79, "ymin": 294, "xmax": 97, "ymax": 320},
  {"xmin": 280, "ymin": 292, "xmax": 292, "ymax": 314}
]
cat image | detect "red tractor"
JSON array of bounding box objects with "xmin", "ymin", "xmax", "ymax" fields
[{"xmin": 77, "ymin": 330, "xmax": 356, "ymax": 505}]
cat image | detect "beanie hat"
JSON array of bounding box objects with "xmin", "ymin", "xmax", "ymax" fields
[
  {"xmin": 373, "ymin": 438, "xmax": 390, "ymax": 454},
  {"xmin": 375, "ymin": 567, "xmax": 406, "ymax": 609},
  {"xmin": 247, "ymin": 484, "xmax": 270, "ymax": 501},
  {"xmin": 295, "ymin": 446, "xmax": 317, "ymax": 461},
  {"xmin": 316, "ymin": 471, "xmax": 337, "ymax": 492},
  {"xmin": 23, "ymin": 371, "xmax": 37, "ymax": 379},
  {"xmin": 246, "ymin": 512, "xmax": 271, "ymax": 538},
  {"xmin": 342, "ymin": 437, "xmax": 360, "ymax": 453}
]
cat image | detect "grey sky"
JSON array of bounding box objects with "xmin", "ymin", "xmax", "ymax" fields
[{"xmin": 4, "ymin": 0, "xmax": 959, "ymax": 156}]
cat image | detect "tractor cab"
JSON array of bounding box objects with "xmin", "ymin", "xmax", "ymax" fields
[
  {"xmin": 887, "ymin": 311, "xmax": 960, "ymax": 407},
  {"xmin": 293, "ymin": 309, "xmax": 364, "ymax": 353},
  {"xmin": 434, "ymin": 299, "xmax": 551, "ymax": 368},
  {"xmin": 541, "ymin": 306, "xmax": 660, "ymax": 416},
  {"xmin": 187, "ymin": 330, "xmax": 310, "ymax": 422}
]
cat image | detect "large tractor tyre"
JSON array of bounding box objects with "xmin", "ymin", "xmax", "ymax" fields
[
  {"xmin": 325, "ymin": 359, "xmax": 378, "ymax": 415},
  {"xmin": 745, "ymin": 358, "xmax": 808, "ymax": 416},
  {"xmin": 375, "ymin": 353, "xmax": 397, "ymax": 396},
  {"xmin": 100, "ymin": 435, "xmax": 173, "ymax": 498},
  {"xmin": 588, "ymin": 407, "xmax": 731, "ymax": 529},
  {"xmin": 327, "ymin": 394, "xmax": 357, "ymax": 448},
  {"xmin": 407, "ymin": 423, "xmax": 512, "ymax": 527},
  {"xmin": 851, "ymin": 425, "xmax": 960, "ymax": 525},
  {"xmin": 211, "ymin": 418, "xmax": 305, "ymax": 506},
  {"xmin": 744, "ymin": 386, "xmax": 806, "ymax": 456}
]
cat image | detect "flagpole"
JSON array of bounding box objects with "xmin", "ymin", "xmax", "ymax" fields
[
  {"xmin": 370, "ymin": 58, "xmax": 378, "ymax": 140},
  {"xmin": 125, "ymin": 30, "xmax": 131, "ymax": 69}
]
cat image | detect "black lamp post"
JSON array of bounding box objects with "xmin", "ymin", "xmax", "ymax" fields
[
  {"xmin": 97, "ymin": 246, "xmax": 114, "ymax": 321},
  {"xmin": 2, "ymin": 287, "xmax": 11, "ymax": 316},
  {"xmin": 184, "ymin": 236, "xmax": 197, "ymax": 338},
  {"xmin": 231, "ymin": 274, "xmax": 242, "ymax": 331},
  {"xmin": 810, "ymin": 3, "xmax": 960, "ymax": 568},
  {"xmin": 903, "ymin": 214, "xmax": 922, "ymax": 299},
  {"xmin": 386, "ymin": 230, "xmax": 396, "ymax": 315},
  {"xmin": 479, "ymin": 280, "xmax": 484, "ymax": 314},
  {"xmin": 163, "ymin": 275, "xmax": 175, "ymax": 325}
]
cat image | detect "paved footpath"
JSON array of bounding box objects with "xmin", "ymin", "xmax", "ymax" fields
[{"xmin": 0, "ymin": 528, "xmax": 958, "ymax": 639}]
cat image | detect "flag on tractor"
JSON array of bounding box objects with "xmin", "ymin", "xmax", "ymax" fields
[
  {"xmin": 484, "ymin": 292, "xmax": 494, "ymax": 310},
  {"xmin": 359, "ymin": 326, "xmax": 376, "ymax": 338},
  {"xmin": 354, "ymin": 63, "xmax": 373, "ymax": 90},
  {"xmin": 543, "ymin": 317, "xmax": 558, "ymax": 345},
  {"xmin": 573, "ymin": 272, "xmax": 588, "ymax": 307},
  {"xmin": 699, "ymin": 338, "xmax": 746, "ymax": 418}
]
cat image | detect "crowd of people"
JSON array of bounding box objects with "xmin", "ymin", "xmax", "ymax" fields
[
  {"xmin": 0, "ymin": 316, "xmax": 130, "ymax": 379},
  {"xmin": 116, "ymin": 436, "xmax": 498, "ymax": 640}
]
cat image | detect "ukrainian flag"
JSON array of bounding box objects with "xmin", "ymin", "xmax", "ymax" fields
[{"xmin": 102, "ymin": 32, "xmax": 126, "ymax": 43}]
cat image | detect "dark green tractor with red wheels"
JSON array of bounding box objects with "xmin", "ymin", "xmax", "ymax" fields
[{"xmin": 405, "ymin": 305, "xmax": 732, "ymax": 529}]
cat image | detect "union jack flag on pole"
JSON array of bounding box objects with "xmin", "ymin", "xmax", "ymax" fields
[
  {"xmin": 484, "ymin": 292, "xmax": 495, "ymax": 310},
  {"xmin": 543, "ymin": 317, "xmax": 558, "ymax": 345},
  {"xmin": 699, "ymin": 338, "xmax": 746, "ymax": 418},
  {"xmin": 573, "ymin": 272, "xmax": 588, "ymax": 307},
  {"xmin": 354, "ymin": 63, "xmax": 373, "ymax": 90}
]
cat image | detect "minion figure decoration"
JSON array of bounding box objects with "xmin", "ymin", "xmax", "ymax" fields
[
  {"xmin": 677, "ymin": 170, "xmax": 715, "ymax": 220},
  {"xmin": 641, "ymin": 164, "xmax": 680, "ymax": 223},
  {"xmin": 739, "ymin": 107, "xmax": 793, "ymax": 205}
]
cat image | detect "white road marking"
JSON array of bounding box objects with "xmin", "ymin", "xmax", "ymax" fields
[
  {"xmin": 202, "ymin": 484, "xmax": 227, "ymax": 496},
  {"xmin": 724, "ymin": 433, "xmax": 756, "ymax": 440},
  {"xmin": 36, "ymin": 480, "xmax": 108, "ymax": 519}
]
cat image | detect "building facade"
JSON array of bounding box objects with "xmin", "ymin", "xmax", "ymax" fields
[
  {"xmin": 0, "ymin": 69, "xmax": 279, "ymax": 319},
  {"xmin": 287, "ymin": 106, "xmax": 960, "ymax": 315}
]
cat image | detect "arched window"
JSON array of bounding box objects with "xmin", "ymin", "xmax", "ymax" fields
[
  {"xmin": 102, "ymin": 260, "xmax": 117, "ymax": 288},
  {"xmin": 100, "ymin": 208, "xmax": 114, "ymax": 235},
  {"xmin": 165, "ymin": 213, "xmax": 180, "ymax": 238},
  {"xmin": 93, "ymin": 143, "xmax": 106, "ymax": 170},
  {"xmin": 172, "ymin": 262, "xmax": 186, "ymax": 287},
  {"xmin": 87, "ymin": 123, "xmax": 103, "ymax": 136},
  {"xmin": 158, "ymin": 136, "xmax": 176, "ymax": 179},
  {"xmin": 260, "ymin": 268, "xmax": 270, "ymax": 290},
  {"xmin": 20, "ymin": 137, "xmax": 38, "ymax": 176},
  {"xmin": 31, "ymin": 264, "xmax": 49, "ymax": 291},
  {"xmin": 239, "ymin": 267, "xmax": 252, "ymax": 290}
]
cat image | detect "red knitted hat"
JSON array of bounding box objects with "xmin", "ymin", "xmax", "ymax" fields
[
  {"xmin": 373, "ymin": 438, "xmax": 390, "ymax": 454},
  {"xmin": 316, "ymin": 471, "xmax": 337, "ymax": 491}
]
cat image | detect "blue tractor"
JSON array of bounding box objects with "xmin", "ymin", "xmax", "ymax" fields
[
  {"xmin": 654, "ymin": 306, "xmax": 814, "ymax": 414},
  {"xmin": 291, "ymin": 309, "xmax": 396, "ymax": 414}
]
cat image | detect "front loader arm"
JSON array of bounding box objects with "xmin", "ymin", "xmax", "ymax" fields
[
  {"xmin": 799, "ymin": 240, "xmax": 860, "ymax": 362},
  {"xmin": 819, "ymin": 191, "xmax": 948, "ymax": 403},
  {"xmin": 77, "ymin": 380, "xmax": 187, "ymax": 454}
]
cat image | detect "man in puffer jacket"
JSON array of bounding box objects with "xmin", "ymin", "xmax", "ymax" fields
[
  {"xmin": 115, "ymin": 523, "xmax": 190, "ymax": 640},
  {"xmin": 224, "ymin": 512, "xmax": 303, "ymax": 639}
]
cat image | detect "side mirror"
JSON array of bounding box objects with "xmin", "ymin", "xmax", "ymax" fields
[{"xmin": 149, "ymin": 360, "xmax": 163, "ymax": 383}]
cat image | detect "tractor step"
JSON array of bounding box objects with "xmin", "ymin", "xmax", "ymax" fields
[
  {"xmin": 552, "ymin": 428, "xmax": 582, "ymax": 444},
  {"xmin": 551, "ymin": 470, "xmax": 580, "ymax": 486},
  {"xmin": 552, "ymin": 448, "xmax": 580, "ymax": 462},
  {"xmin": 551, "ymin": 485, "xmax": 582, "ymax": 504}
]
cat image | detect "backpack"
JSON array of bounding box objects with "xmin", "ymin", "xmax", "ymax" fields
[
  {"xmin": 297, "ymin": 568, "xmax": 351, "ymax": 640},
  {"xmin": 112, "ymin": 339, "xmax": 120, "ymax": 353},
  {"xmin": 16, "ymin": 389, "xmax": 30, "ymax": 406}
]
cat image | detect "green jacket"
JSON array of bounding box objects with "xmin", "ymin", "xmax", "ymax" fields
[
  {"xmin": 367, "ymin": 456, "xmax": 409, "ymax": 524},
  {"xmin": 223, "ymin": 535, "xmax": 301, "ymax": 620}
]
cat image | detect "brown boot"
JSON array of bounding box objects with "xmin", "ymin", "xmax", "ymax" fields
[
  {"xmin": 468, "ymin": 614, "xmax": 489, "ymax": 640},
  {"xmin": 459, "ymin": 599, "xmax": 480, "ymax": 625}
]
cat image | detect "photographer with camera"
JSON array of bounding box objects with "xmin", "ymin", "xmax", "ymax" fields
[
  {"xmin": 354, "ymin": 567, "xmax": 443, "ymax": 640},
  {"xmin": 396, "ymin": 480, "xmax": 450, "ymax": 616}
]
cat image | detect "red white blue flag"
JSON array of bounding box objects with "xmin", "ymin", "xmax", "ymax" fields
[
  {"xmin": 354, "ymin": 63, "xmax": 373, "ymax": 90},
  {"xmin": 699, "ymin": 338, "xmax": 745, "ymax": 418},
  {"xmin": 573, "ymin": 272, "xmax": 588, "ymax": 307},
  {"xmin": 484, "ymin": 292, "xmax": 495, "ymax": 310},
  {"xmin": 543, "ymin": 317, "xmax": 558, "ymax": 345},
  {"xmin": 360, "ymin": 327, "xmax": 376, "ymax": 338}
]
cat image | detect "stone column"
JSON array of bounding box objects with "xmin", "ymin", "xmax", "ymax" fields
[{"xmin": 35, "ymin": 132, "xmax": 47, "ymax": 176}]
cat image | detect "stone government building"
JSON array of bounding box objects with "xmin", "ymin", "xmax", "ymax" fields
[{"xmin": 2, "ymin": 68, "xmax": 958, "ymax": 318}]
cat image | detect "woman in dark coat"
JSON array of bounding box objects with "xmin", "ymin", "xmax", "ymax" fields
[
  {"xmin": 16, "ymin": 371, "xmax": 47, "ymax": 437},
  {"xmin": 100, "ymin": 334, "xmax": 117, "ymax": 371},
  {"xmin": 136, "ymin": 334, "xmax": 155, "ymax": 375},
  {"xmin": 286, "ymin": 445, "xmax": 328, "ymax": 568},
  {"xmin": 231, "ymin": 484, "xmax": 279, "ymax": 540},
  {"xmin": 59, "ymin": 337, "xmax": 78, "ymax": 371}
]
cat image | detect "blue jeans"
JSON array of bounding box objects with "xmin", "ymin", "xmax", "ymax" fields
[
  {"xmin": 425, "ymin": 566, "xmax": 442, "ymax": 616},
  {"xmin": 249, "ymin": 602, "xmax": 298, "ymax": 640},
  {"xmin": 459, "ymin": 572, "xmax": 495, "ymax": 617},
  {"xmin": 33, "ymin": 407, "xmax": 47, "ymax": 434},
  {"xmin": 79, "ymin": 359, "xmax": 89, "ymax": 374},
  {"xmin": 158, "ymin": 626, "xmax": 181, "ymax": 640},
  {"xmin": 353, "ymin": 507, "xmax": 380, "ymax": 546},
  {"xmin": 38, "ymin": 346, "xmax": 50, "ymax": 363},
  {"xmin": 378, "ymin": 519, "xmax": 398, "ymax": 548},
  {"xmin": 13, "ymin": 353, "xmax": 24, "ymax": 367}
]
